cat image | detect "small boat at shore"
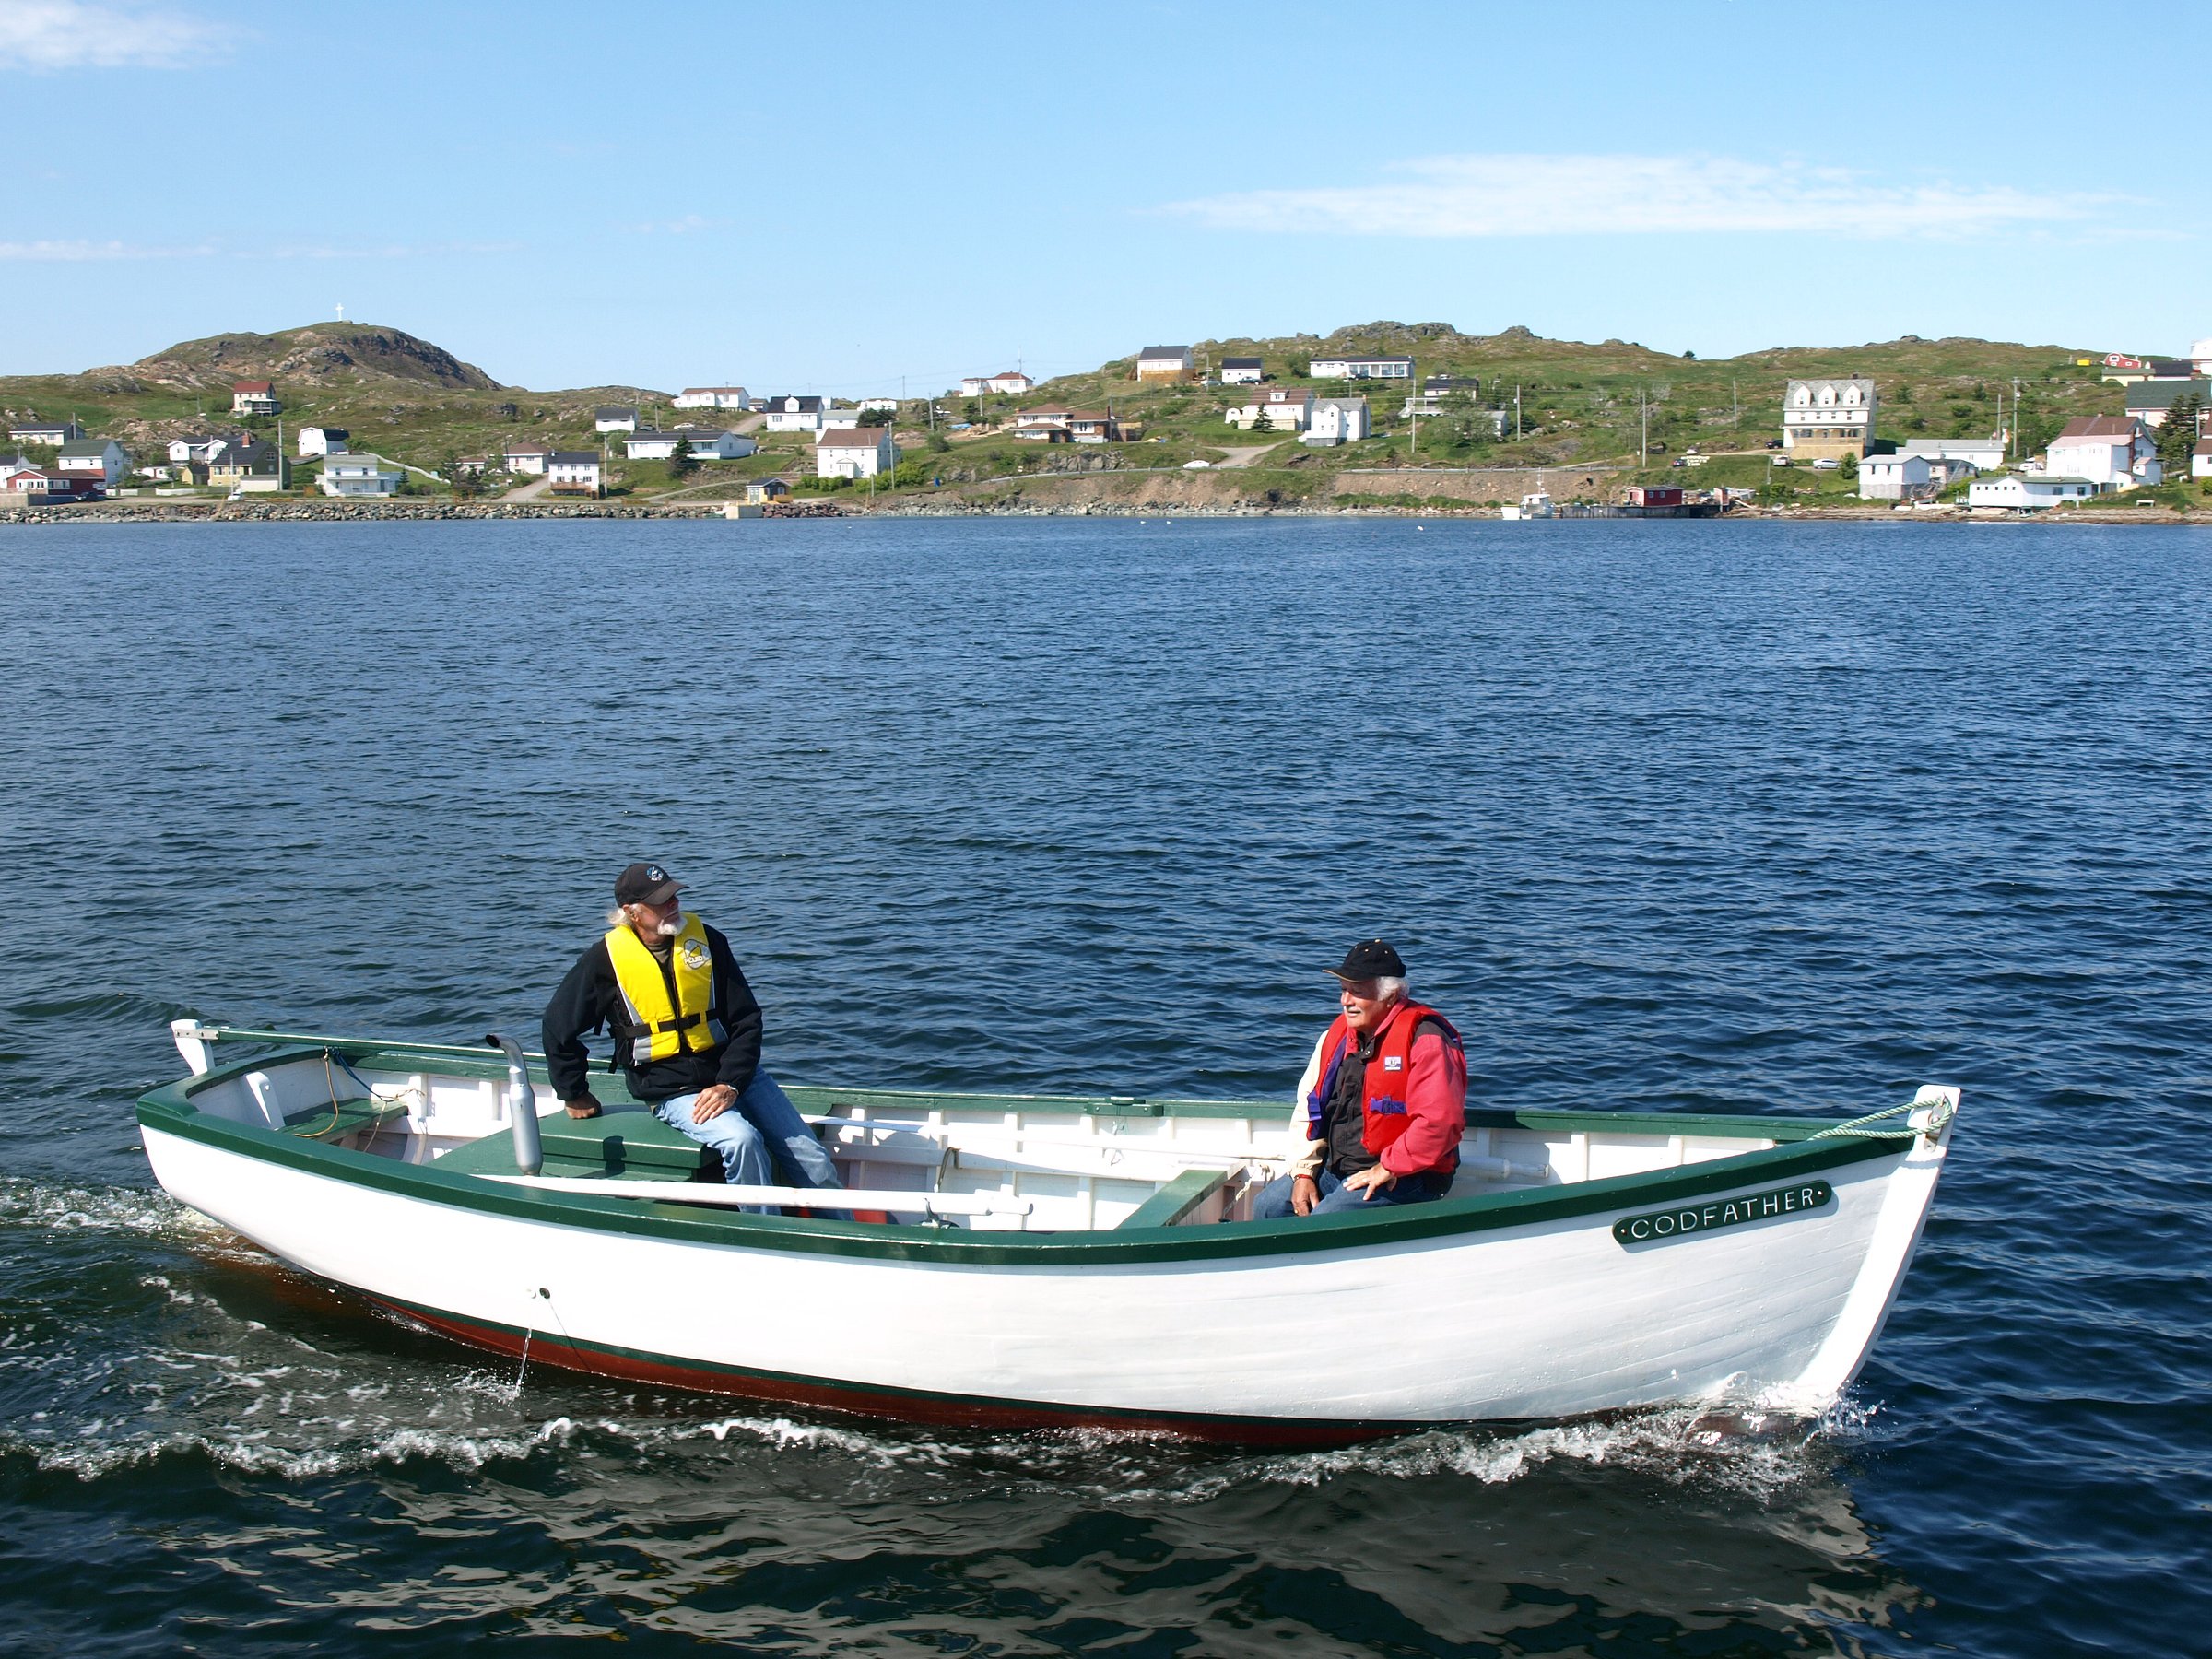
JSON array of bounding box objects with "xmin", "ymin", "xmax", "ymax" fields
[{"xmin": 139, "ymin": 1019, "xmax": 1959, "ymax": 1444}]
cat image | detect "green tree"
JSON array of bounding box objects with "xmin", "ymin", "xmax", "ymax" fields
[
  {"xmin": 441, "ymin": 451, "xmax": 481, "ymax": 499},
  {"xmin": 669, "ymin": 435, "xmax": 699, "ymax": 479},
  {"xmin": 1840, "ymin": 451, "xmax": 1858, "ymax": 485},
  {"xmin": 1894, "ymin": 382, "xmax": 1913, "ymax": 405},
  {"xmin": 1250, "ymin": 407, "xmax": 1275, "ymax": 438},
  {"xmin": 2156, "ymin": 396, "xmax": 2200, "ymax": 481}
]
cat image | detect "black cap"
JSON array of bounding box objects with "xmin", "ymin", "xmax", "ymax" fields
[
  {"xmin": 614, "ymin": 861, "xmax": 682, "ymax": 906},
  {"xmin": 1329, "ymin": 938, "xmax": 1406, "ymax": 982}
]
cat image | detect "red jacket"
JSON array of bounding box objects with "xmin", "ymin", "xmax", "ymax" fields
[{"xmin": 1298, "ymin": 999, "xmax": 1468, "ymax": 1177}]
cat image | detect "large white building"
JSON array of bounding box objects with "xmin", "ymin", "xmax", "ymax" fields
[
  {"xmin": 1309, "ymin": 353, "xmax": 1414, "ymax": 381},
  {"xmin": 1301, "ymin": 397, "xmax": 1371, "ymax": 447},
  {"xmin": 623, "ymin": 427, "xmax": 758, "ymax": 461},
  {"xmin": 960, "ymin": 371, "xmax": 1034, "ymax": 396},
  {"xmin": 1783, "ymin": 378, "xmax": 1877, "ymax": 458},
  {"xmin": 296, "ymin": 425, "xmax": 349, "ymax": 458},
  {"xmin": 816, "ymin": 427, "xmax": 896, "ymax": 479},
  {"xmin": 547, "ymin": 452, "xmax": 604, "ymax": 495},
  {"xmin": 320, "ymin": 453, "xmax": 403, "ymax": 498},
  {"xmin": 2045, "ymin": 416, "xmax": 2160, "ymax": 490},
  {"xmin": 55, "ymin": 438, "xmax": 128, "ymax": 488},
  {"xmin": 759, "ymin": 395, "xmax": 827, "ymax": 432}
]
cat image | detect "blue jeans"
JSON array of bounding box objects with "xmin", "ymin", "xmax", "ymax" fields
[
  {"xmin": 654, "ymin": 1069, "xmax": 847, "ymax": 1217},
  {"xmin": 1253, "ymin": 1166, "xmax": 1454, "ymax": 1218}
]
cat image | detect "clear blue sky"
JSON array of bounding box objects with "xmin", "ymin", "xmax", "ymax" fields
[{"xmin": 3, "ymin": 0, "xmax": 2205, "ymax": 394}]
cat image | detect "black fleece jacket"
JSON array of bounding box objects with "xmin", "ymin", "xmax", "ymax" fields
[{"xmin": 541, "ymin": 921, "xmax": 764, "ymax": 1104}]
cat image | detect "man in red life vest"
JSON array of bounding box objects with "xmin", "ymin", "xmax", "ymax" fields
[{"xmin": 1253, "ymin": 939, "xmax": 1468, "ymax": 1218}]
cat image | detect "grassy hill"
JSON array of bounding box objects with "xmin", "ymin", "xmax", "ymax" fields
[{"xmin": 0, "ymin": 319, "xmax": 2166, "ymax": 509}]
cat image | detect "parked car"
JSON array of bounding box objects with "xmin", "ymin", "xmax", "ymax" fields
[
  {"xmin": 1765, "ymin": 438, "xmax": 1784, "ymax": 450},
  {"xmin": 1810, "ymin": 458, "xmax": 1841, "ymax": 471}
]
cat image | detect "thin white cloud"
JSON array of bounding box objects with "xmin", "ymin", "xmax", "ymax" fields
[
  {"xmin": 0, "ymin": 237, "xmax": 518, "ymax": 261},
  {"xmin": 0, "ymin": 1, "xmax": 230, "ymax": 70},
  {"xmin": 1164, "ymin": 153, "xmax": 2114, "ymax": 239},
  {"xmin": 0, "ymin": 237, "xmax": 216, "ymax": 259},
  {"xmin": 628, "ymin": 214, "xmax": 724, "ymax": 235}
]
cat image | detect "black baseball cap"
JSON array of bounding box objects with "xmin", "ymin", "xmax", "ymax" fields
[
  {"xmin": 1329, "ymin": 938, "xmax": 1406, "ymax": 982},
  {"xmin": 614, "ymin": 861, "xmax": 682, "ymax": 906}
]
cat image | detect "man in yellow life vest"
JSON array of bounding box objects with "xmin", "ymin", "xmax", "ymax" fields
[{"xmin": 541, "ymin": 862, "xmax": 845, "ymax": 1211}]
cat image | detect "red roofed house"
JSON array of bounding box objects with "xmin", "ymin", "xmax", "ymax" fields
[{"xmin": 231, "ymin": 380, "xmax": 280, "ymax": 417}]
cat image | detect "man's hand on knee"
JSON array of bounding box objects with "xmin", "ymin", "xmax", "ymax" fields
[
  {"xmin": 1290, "ymin": 1174, "xmax": 1320, "ymax": 1217},
  {"xmin": 692, "ymin": 1084, "xmax": 738, "ymax": 1123}
]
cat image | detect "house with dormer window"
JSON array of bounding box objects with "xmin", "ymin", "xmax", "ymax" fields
[{"xmin": 1782, "ymin": 378, "xmax": 1877, "ymax": 459}]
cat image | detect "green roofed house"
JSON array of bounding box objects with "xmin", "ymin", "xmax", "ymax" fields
[{"xmin": 2122, "ymin": 379, "xmax": 2210, "ymax": 429}]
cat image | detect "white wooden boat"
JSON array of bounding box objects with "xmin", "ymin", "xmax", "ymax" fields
[{"xmin": 139, "ymin": 1019, "xmax": 1959, "ymax": 1444}]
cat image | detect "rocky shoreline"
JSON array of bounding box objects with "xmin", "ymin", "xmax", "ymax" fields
[{"xmin": 0, "ymin": 496, "xmax": 2198, "ymax": 527}]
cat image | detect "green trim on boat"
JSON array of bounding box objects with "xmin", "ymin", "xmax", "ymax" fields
[{"xmin": 138, "ymin": 1042, "xmax": 1905, "ymax": 1266}]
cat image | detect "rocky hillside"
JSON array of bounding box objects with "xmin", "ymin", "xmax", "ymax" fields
[{"xmin": 76, "ymin": 324, "xmax": 502, "ymax": 394}]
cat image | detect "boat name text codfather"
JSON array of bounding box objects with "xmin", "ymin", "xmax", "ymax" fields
[{"xmin": 1612, "ymin": 1181, "xmax": 1833, "ymax": 1247}]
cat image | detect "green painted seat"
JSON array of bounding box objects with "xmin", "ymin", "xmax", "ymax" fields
[{"xmin": 434, "ymin": 1110, "xmax": 713, "ymax": 1182}]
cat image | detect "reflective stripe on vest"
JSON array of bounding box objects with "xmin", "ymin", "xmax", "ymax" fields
[
  {"xmin": 1304, "ymin": 999, "xmax": 1462, "ymax": 1161},
  {"xmin": 604, "ymin": 915, "xmax": 727, "ymax": 1063}
]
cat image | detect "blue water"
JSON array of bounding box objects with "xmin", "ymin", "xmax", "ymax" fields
[{"xmin": 1, "ymin": 517, "xmax": 2206, "ymax": 1655}]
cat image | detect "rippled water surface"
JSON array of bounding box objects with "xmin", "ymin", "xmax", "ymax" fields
[{"xmin": 2, "ymin": 516, "xmax": 2207, "ymax": 1655}]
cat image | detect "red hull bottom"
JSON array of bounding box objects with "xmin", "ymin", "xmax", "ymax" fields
[{"xmin": 372, "ymin": 1297, "xmax": 1406, "ymax": 1448}]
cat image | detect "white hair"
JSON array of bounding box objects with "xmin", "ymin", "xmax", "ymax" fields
[
  {"xmin": 1375, "ymin": 975, "xmax": 1407, "ymax": 1002},
  {"xmin": 607, "ymin": 903, "xmax": 684, "ymax": 936}
]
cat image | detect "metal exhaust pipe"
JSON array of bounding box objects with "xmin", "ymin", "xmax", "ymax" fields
[{"xmin": 484, "ymin": 1033, "xmax": 543, "ymax": 1175}]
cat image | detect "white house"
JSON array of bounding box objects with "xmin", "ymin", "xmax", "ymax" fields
[
  {"xmin": 1969, "ymin": 475, "xmax": 2099, "ymax": 510},
  {"xmin": 319, "ymin": 453, "xmax": 403, "ymax": 498},
  {"xmin": 1135, "ymin": 345, "xmax": 1194, "ymax": 382},
  {"xmin": 1013, "ymin": 406, "xmax": 1073, "ymax": 441},
  {"xmin": 1302, "ymin": 397, "xmax": 1372, "ymax": 447},
  {"xmin": 296, "ymin": 425, "xmax": 349, "ymax": 458},
  {"xmin": 1309, "ymin": 354, "xmax": 1414, "ymax": 381},
  {"xmin": 1219, "ymin": 357, "xmax": 1265, "ymax": 385},
  {"xmin": 961, "ymin": 371, "xmax": 1034, "ymax": 397},
  {"xmin": 502, "ymin": 441, "xmax": 551, "ymax": 476},
  {"xmin": 1858, "ymin": 453, "xmax": 1934, "ymax": 501},
  {"xmin": 2046, "ymin": 416, "xmax": 2160, "ymax": 490},
  {"xmin": 760, "ymin": 395, "xmax": 827, "ymax": 432},
  {"xmin": 820, "ymin": 406, "xmax": 864, "ymax": 430},
  {"xmin": 857, "ymin": 397, "xmax": 900, "ymax": 414},
  {"xmin": 816, "ymin": 426, "xmax": 896, "ymax": 479},
  {"xmin": 55, "ymin": 438, "xmax": 128, "ymax": 488},
  {"xmin": 1894, "ymin": 436, "xmax": 2003, "ymax": 472},
  {"xmin": 1783, "ymin": 378, "xmax": 1877, "ymax": 457},
  {"xmin": 673, "ymin": 387, "xmax": 750, "ymax": 411},
  {"xmin": 1225, "ymin": 387, "xmax": 1312, "ymax": 431},
  {"xmin": 9, "ymin": 419, "xmax": 81, "ymax": 448},
  {"xmin": 547, "ymin": 452, "xmax": 604, "ymax": 495},
  {"xmin": 167, "ymin": 432, "xmax": 239, "ymax": 465},
  {"xmin": 623, "ymin": 427, "xmax": 759, "ymax": 461},
  {"xmin": 229, "ymin": 380, "xmax": 279, "ymax": 417},
  {"xmin": 594, "ymin": 406, "xmax": 639, "ymax": 433}
]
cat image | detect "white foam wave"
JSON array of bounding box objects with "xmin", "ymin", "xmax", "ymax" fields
[
  {"xmin": 8, "ymin": 1414, "xmax": 581, "ymax": 1481},
  {"xmin": 0, "ymin": 1175, "xmax": 211, "ymax": 1238}
]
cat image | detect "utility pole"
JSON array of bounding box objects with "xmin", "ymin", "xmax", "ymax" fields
[
  {"xmin": 1640, "ymin": 386, "xmax": 1648, "ymax": 463},
  {"xmin": 2010, "ymin": 376, "xmax": 2022, "ymax": 458},
  {"xmin": 1514, "ymin": 384, "xmax": 1522, "ymax": 441}
]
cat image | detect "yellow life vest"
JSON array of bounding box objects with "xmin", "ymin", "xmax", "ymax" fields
[{"xmin": 604, "ymin": 914, "xmax": 726, "ymax": 1062}]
